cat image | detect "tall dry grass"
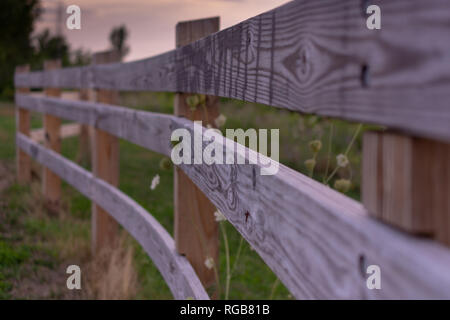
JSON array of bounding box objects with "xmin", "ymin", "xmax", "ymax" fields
[{"xmin": 84, "ymin": 236, "xmax": 137, "ymax": 299}]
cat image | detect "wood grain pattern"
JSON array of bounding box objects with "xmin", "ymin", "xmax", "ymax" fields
[
  {"xmin": 174, "ymin": 17, "xmax": 220, "ymax": 291},
  {"xmin": 363, "ymin": 131, "xmax": 449, "ymax": 237},
  {"xmin": 15, "ymin": 94, "xmax": 174, "ymax": 156},
  {"xmin": 15, "ymin": 93, "xmax": 450, "ymax": 298},
  {"xmin": 432, "ymin": 143, "xmax": 450, "ymax": 247},
  {"xmin": 14, "ymin": 0, "xmax": 450, "ymax": 142},
  {"xmin": 361, "ymin": 131, "xmax": 382, "ymax": 218},
  {"xmin": 91, "ymin": 51, "xmax": 122, "ymax": 253},
  {"xmin": 382, "ymin": 133, "xmax": 416, "ymax": 230},
  {"xmin": 15, "ymin": 65, "xmax": 31, "ymax": 184},
  {"xmin": 16, "ymin": 133, "xmax": 209, "ymax": 300},
  {"xmin": 43, "ymin": 60, "xmax": 62, "ymax": 211},
  {"xmin": 173, "ymin": 122, "xmax": 450, "ymax": 299}
]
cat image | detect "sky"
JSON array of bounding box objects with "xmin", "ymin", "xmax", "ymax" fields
[{"xmin": 36, "ymin": 0, "xmax": 289, "ymax": 62}]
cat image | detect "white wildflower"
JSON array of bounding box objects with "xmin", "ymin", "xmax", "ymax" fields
[
  {"xmin": 150, "ymin": 174, "xmax": 160, "ymax": 190},
  {"xmin": 214, "ymin": 114, "xmax": 227, "ymax": 128},
  {"xmin": 204, "ymin": 257, "xmax": 214, "ymax": 270},
  {"xmin": 214, "ymin": 210, "xmax": 227, "ymax": 222},
  {"xmin": 336, "ymin": 154, "xmax": 349, "ymax": 168}
]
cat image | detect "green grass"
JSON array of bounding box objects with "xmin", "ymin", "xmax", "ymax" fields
[
  {"xmin": 0, "ymin": 93, "xmax": 366, "ymax": 299},
  {"xmin": 0, "ymin": 241, "xmax": 31, "ymax": 268},
  {"xmin": 0, "ymin": 102, "xmax": 16, "ymax": 160},
  {"xmin": 0, "ymin": 180, "xmax": 90, "ymax": 299},
  {"xmin": 0, "ymin": 183, "xmax": 31, "ymax": 299},
  {"xmin": 0, "ymin": 240, "xmax": 30, "ymax": 299}
]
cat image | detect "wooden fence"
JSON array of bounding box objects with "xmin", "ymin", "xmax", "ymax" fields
[{"xmin": 13, "ymin": 0, "xmax": 450, "ymax": 299}]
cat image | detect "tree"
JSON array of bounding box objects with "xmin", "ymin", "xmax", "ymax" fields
[
  {"xmin": 0, "ymin": 0, "xmax": 40, "ymax": 99},
  {"xmin": 71, "ymin": 48, "xmax": 91, "ymax": 67},
  {"xmin": 32, "ymin": 29, "xmax": 71, "ymax": 68},
  {"xmin": 0, "ymin": 0, "xmax": 90, "ymax": 100},
  {"xmin": 109, "ymin": 25, "xmax": 130, "ymax": 58},
  {"xmin": 32, "ymin": 29, "xmax": 92, "ymax": 68}
]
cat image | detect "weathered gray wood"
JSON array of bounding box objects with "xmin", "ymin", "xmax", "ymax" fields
[
  {"xmin": 14, "ymin": 0, "xmax": 450, "ymax": 142},
  {"xmin": 15, "ymin": 64, "xmax": 31, "ymax": 184},
  {"xmin": 15, "ymin": 93, "xmax": 450, "ymax": 299},
  {"xmin": 16, "ymin": 133, "xmax": 209, "ymax": 300},
  {"xmin": 15, "ymin": 94, "xmax": 173, "ymax": 156},
  {"xmin": 173, "ymin": 121, "xmax": 450, "ymax": 299}
]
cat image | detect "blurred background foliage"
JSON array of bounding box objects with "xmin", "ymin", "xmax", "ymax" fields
[{"xmin": 0, "ymin": 0, "xmax": 93, "ymax": 101}]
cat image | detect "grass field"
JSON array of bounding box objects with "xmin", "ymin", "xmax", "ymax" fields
[{"xmin": 0, "ymin": 93, "xmax": 366, "ymax": 299}]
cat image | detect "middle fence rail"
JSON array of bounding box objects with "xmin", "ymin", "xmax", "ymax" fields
[{"xmin": 13, "ymin": 0, "xmax": 450, "ymax": 299}]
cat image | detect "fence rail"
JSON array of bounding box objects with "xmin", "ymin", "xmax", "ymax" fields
[{"xmin": 13, "ymin": 0, "xmax": 450, "ymax": 299}]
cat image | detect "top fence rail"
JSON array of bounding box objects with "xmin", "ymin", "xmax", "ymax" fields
[{"xmin": 14, "ymin": 0, "xmax": 450, "ymax": 142}]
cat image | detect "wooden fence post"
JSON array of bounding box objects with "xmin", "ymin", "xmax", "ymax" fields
[
  {"xmin": 174, "ymin": 17, "xmax": 220, "ymax": 293},
  {"xmin": 15, "ymin": 65, "xmax": 31, "ymax": 184},
  {"xmin": 362, "ymin": 131, "xmax": 450, "ymax": 246},
  {"xmin": 43, "ymin": 60, "xmax": 62, "ymax": 211},
  {"xmin": 76, "ymin": 89, "xmax": 91, "ymax": 166},
  {"xmin": 91, "ymin": 51, "xmax": 122, "ymax": 254}
]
